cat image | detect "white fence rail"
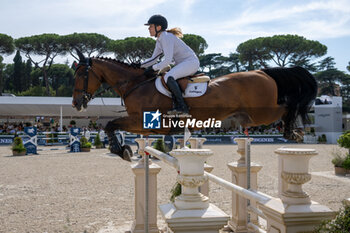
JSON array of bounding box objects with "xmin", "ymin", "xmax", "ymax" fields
[
  {"xmin": 204, "ymin": 172, "xmax": 271, "ymax": 203},
  {"xmin": 134, "ymin": 138, "xmax": 335, "ymax": 233}
]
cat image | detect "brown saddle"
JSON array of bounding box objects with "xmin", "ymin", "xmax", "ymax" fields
[{"xmin": 160, "ymin": 73, "xmax": 210, "ymax": 92}]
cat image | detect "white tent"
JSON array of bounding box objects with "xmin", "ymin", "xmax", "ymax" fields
[
  {"xmin": 0, "ymin": 96, "xmax": 125, "ymax": 117},
  {"xmin": 0, "ymin": 96, "xmax": 127, "ymax": 130}
]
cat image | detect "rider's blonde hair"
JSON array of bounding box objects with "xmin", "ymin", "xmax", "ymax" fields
[{"xmin": 166, "ymin": 27, "xmax": 183, "ymax": 38}]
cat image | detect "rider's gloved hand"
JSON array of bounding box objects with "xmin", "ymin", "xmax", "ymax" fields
[
  {"xmin": 144, "ymin": 66, "xmax": 156, "ymax": 78},
  {"xmin": 131, "ymin": 62, "xmax": 141, "ymax": 68}
]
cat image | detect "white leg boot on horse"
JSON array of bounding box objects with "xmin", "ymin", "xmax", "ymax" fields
[{"xmin": 166, "ymin": 76, "xmax": 190, "ymax": 116}]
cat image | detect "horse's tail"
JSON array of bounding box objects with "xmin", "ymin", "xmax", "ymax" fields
[{"xmin": 261, "ymin": 66, "xmax": 317, "ymax": 139}]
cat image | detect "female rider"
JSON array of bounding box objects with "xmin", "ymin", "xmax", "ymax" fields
[{"xmin": 141, "ymin": 14, "xmax": 200, "ymax": 115}]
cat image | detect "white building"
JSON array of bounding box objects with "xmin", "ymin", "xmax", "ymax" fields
[{"xmin": 314, "ymin": 96, "xmax": 342, "ymax": 144}]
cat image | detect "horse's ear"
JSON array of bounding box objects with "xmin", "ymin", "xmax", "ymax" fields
[{"xmin": 75, "ymin": 47, "xmax": 85, "ymax": 62}]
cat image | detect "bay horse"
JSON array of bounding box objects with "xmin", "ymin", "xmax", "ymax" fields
[{"xmin": 72, "ymin": 50, "xmax": 317, "ymax": 160}]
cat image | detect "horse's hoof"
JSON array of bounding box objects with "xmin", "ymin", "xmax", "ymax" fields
[
  {"xmin": 122, "ymin": 145, "xmax": 132, "ymax": 162},
  {"xmin": 122, "ymin": 152, "xmax": 131, "ymax": 162}
]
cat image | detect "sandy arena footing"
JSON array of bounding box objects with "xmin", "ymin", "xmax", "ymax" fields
[{"xmin": 0, "ymin": 144, "xmax": 349, "ymax": 232}]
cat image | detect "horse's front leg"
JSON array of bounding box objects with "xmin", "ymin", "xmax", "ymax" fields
[{"xmin": 105, "ymin": 116, "xmax": 140, "ymax": 161}]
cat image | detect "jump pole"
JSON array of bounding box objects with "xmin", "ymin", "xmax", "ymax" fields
[
  {"xmin": 60, "ymin": 105, "xmax": 63, "ymax": 132},
  {"xmin": 144, "ymin": 137, "xmax": 149, "ymax": 233},
  {"xmin": 246, "ymin": 138, "xmax": 251, "ymax": 224}
]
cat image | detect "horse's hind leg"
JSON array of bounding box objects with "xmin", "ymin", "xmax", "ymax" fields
[{"xmin": 107, "ymin": 131, "xmax": 126, "ymax": 160}]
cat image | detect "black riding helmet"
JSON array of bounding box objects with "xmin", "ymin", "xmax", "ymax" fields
[{"xmin": 145, "ymin": 14, "xmax": 168, "ymax": 37}]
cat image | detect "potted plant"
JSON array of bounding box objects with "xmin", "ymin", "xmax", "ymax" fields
[
  {"xmin": 94, "ymin": 134, "xmax": 103, "ymax": 149},
  {"xmin": 80, "ymin": 136, "xmax": 91, "ymax": 152},
  {"xmin": 317, "ymin": 134, "xmax": 327, "ymax": 144},
  {"xmin": 343, "ymin": 155, "xmax": 350, "ymax": 174},
  {"xmin": 337, "ymin": 131, "xmax": 350, "ymax": 154},
  {"xmin": 12, "ymin": 137, "xmax": 26, "ymax": 156},
  {"xmin": 333, "ymin": 132, "xmax": 350, "ymax": 175},
  {"xmin": 153, "ymin": 138, "xmax": 166, "ymax": 152},
  {"xmin": 310, "ymin": 127, "xmax": 315, "ymax": 135},
  {"xmin": 331, "ymin": 150, "xmax": 347, "ymax": 175}
]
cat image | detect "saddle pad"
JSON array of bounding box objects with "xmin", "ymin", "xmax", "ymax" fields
[
  {"xmin": 189, "ymin": 76, "xmax": 210, "ymax": 83},
  {"xmin": 155, "ymin": 77, "xmax": 208, "ymax": 98}
]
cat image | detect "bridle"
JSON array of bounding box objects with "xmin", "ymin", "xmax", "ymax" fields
[
  {"xmin": 73, "ymin": 58, "xmax": 128, "ymax": 105},
  {"xmin": 74, "ymin": 57, "xmax": 157, "ymax": 107},
  {"xmin": 74, "ymin": 58, "xmax": 104, "ymax": 106}
]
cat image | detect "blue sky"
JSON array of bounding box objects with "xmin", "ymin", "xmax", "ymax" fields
[{"xmin": 1, "ymin": 0, "xmax": 349, "ymax": 72}]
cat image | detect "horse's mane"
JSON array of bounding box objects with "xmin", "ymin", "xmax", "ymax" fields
[{"xmin": 94, "ymin": 56, "xmax": 143, "ymax": 70}]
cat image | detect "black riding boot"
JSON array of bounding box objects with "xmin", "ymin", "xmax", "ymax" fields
[{"xmin": 166, "ymin": 76, "xmax": 190, "ymax": 115}]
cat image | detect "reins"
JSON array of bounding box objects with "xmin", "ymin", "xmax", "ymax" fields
[
  {"xmin": 123, "ymin": 76, "xmax": 157, "ymax": 100},
  {"xmin": 107, "ymin": 73, "xmax": 156, "ymax": 106}
]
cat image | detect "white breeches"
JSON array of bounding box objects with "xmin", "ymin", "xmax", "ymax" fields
[{"xmin": 164, "ymin": 57, "xmax": 200, "ymax": 82}]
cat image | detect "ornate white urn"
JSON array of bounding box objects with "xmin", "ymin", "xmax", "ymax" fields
[
  {"xmin": 234, "ymin": 138, "xmax": 253, "ymax": 165},
  {"xmin": 135, "ymin": 138, "xmax": 155, "ymax": 165},
  {"xmin": 188, "ymin": 137, "xmax": 207, "ymax": 149},
  {"xmin": 275, "ymin": 148, "xmax": 317, "ymax": 204},
  {"xmin": 170, "ymin": 148, "xmax": 213, "ymax": 209}
]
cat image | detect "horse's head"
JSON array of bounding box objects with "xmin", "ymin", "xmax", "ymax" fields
[{"xmin": 72, "ymin": 49, "xmax": 103, "ymax": 111}]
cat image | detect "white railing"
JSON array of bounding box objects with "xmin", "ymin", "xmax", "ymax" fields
[
  {"xmin": 205, "ymin": 172, "xmax": 271, "ymax": 203},
  {"xmin": 143, "ymin": 146, "xmax": 178, "ymax": 169},
  {"xmin": 144, "ymin": 138, "xmax": 269, "ymax": 232},
  {"xmin": 132, "ymin": 137, "xmax": 335, "ymax": 233}
]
